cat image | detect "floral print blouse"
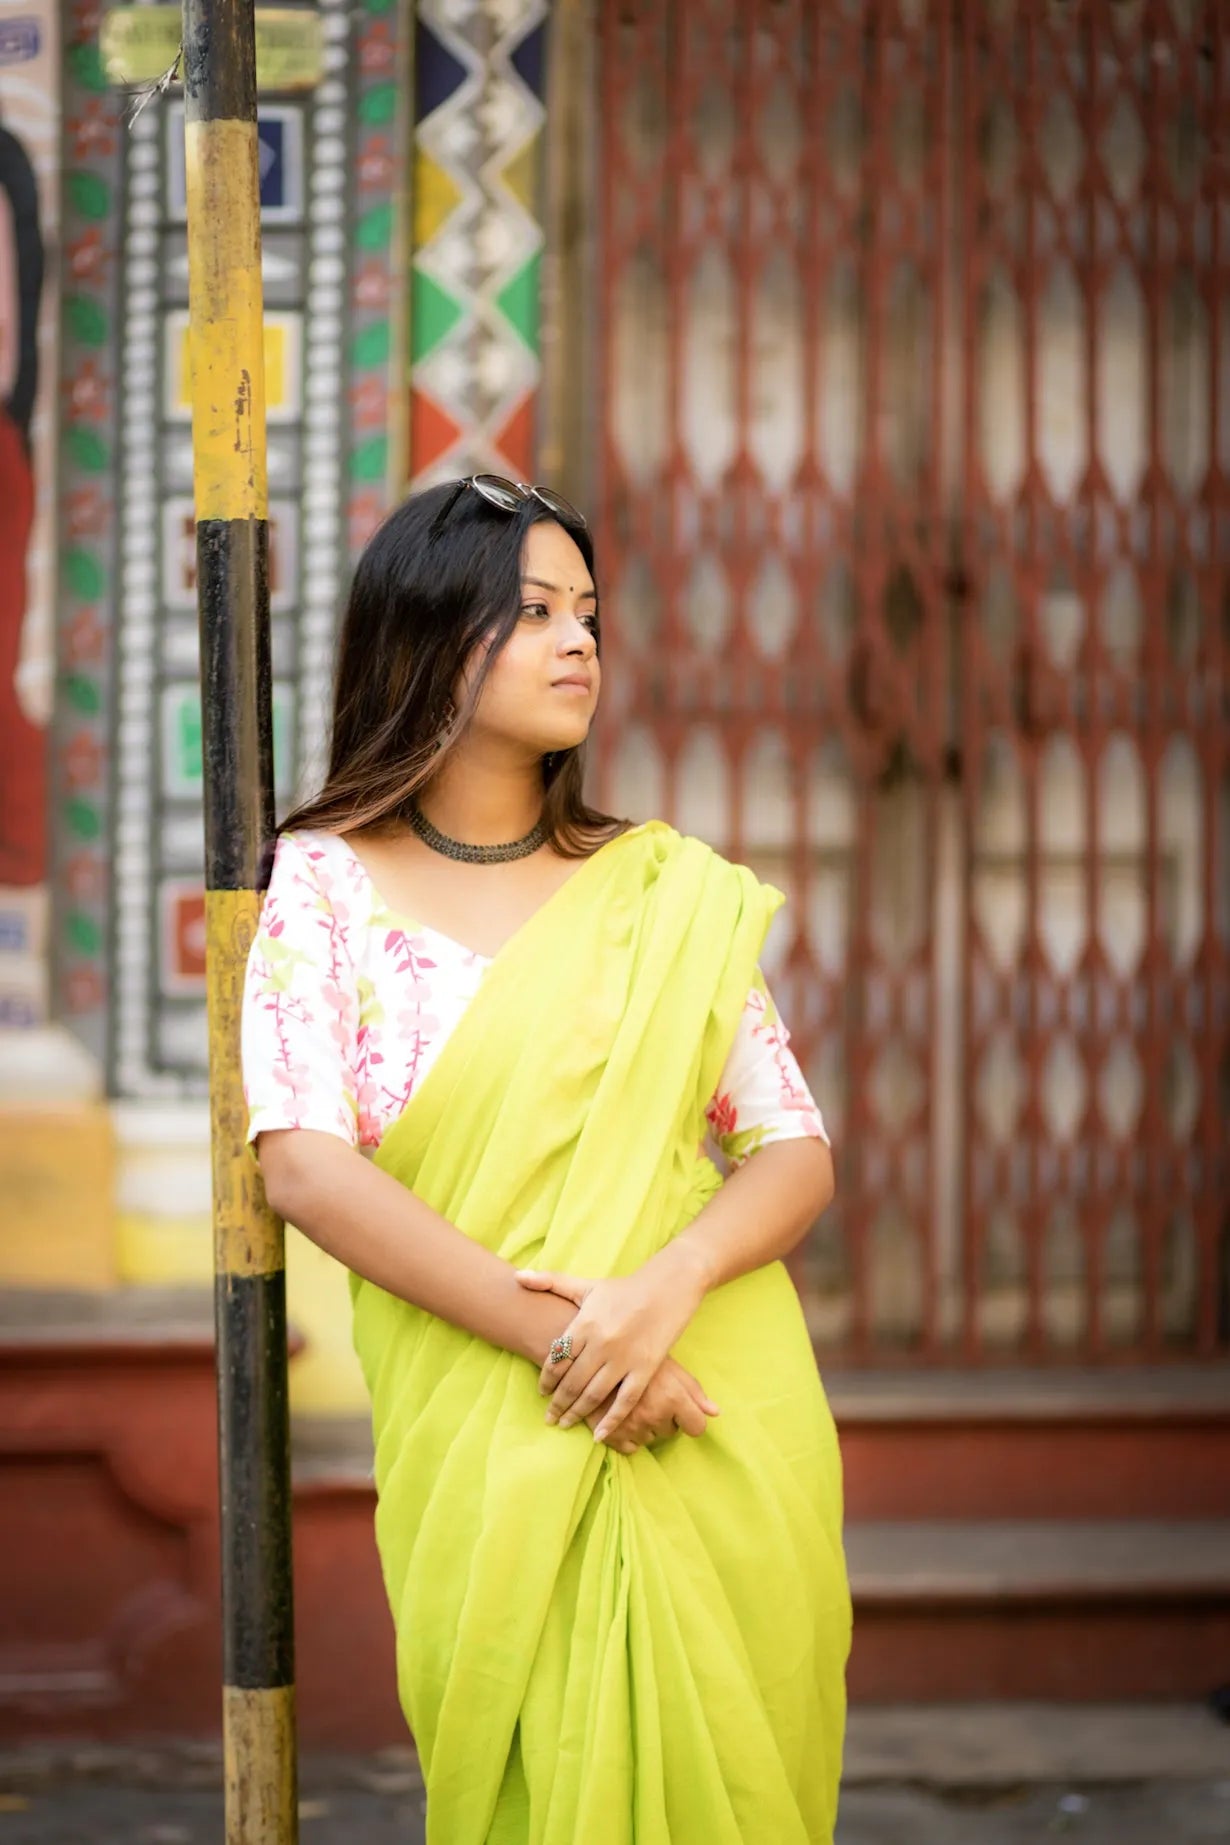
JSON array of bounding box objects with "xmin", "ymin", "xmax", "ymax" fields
[{"xmin": 241, "ymin": 829, "xmax": 830, "ymax": 1169}]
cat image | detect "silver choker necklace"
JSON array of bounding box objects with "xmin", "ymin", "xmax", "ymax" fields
[{"xmin": 409, "ymin": 803, "xmax": 547, "ymax": 864}]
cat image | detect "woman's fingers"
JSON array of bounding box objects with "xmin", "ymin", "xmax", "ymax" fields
[
  {"xmin": 672, "ymin": 1396, "xmax": 708, "ymax": 1438},
  {"xmin": 591, "ymin": 1373, "xmax": 652, "ymax": 1445},
  {"xmin": 545, "ymin": 1347, "xmax": 606, "ymax": 1423},
  {"xmin": 548, "ymin": 1358, "xmax": 716, "ymax": 1448},
  {"xmin": 680, "ymin": 1375, "xmax": 720, "ymax": 1417},
  {"xmin": 538, "ymin": 1348, "xmax": 581, "ymax": 1399},
  {"xmin": 537, "ymin": 1320, "xmax": 588, "ymax": 1398},
  {"xmin": 543, "ymin": 1359, "xmax": 593, "ymax": 1421},
  {"xmin": 516, "ymin": 1269, "xmax": 590, "ymax": 1306},
  {"xmin": 585, "ymin": 1388, "xmax": 619, "ymax": 1435},
  {"xmin": 556, "ymin": 1363, "xmax": 622, "ymax": 1431},
  {"xmin": 676, "ymin": 1367, "xmax": 720, "ymax": 1416}
]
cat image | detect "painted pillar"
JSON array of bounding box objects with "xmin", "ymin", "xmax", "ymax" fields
[{"xmin": 407, "ymin": 0, "xmax": 550, "ymax": 487}]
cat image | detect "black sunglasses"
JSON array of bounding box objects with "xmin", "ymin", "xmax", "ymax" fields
[{"xmin": 462, "ymin": 473, "xmax": 588, "ymax": 530}]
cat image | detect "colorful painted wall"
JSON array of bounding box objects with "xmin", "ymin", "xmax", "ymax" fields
[{"xmin": 0, "ymin": 0, "xmax": 559, "ymax": 1407}]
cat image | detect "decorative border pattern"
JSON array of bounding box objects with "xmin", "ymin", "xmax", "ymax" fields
[
  {"xmin": 294, "ymin": 0, "xmax": 350, "ymax": 799},
  {"xmin": 112, "ymin": 98, "xmax": 173, "ymax": 1093},
  {"xmin": 346, "ymin": 0, "xmax": 406, "ymax": 557},
  {"xmin": 54, "ymin": 0, "xmax": 123, "ymax": 1055}
]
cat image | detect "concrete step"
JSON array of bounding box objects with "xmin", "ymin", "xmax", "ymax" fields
[
  {"xmin": 292, "ymin": 1412, "xmax": 373, "ymax": 1485},
  {"xmin": 841, "ymin": 1699, "xmax": 1230, "ymax": 1785},
  {"xmin": 0, "ymin": 1698, "xmax": 1225, "ymax": 1791},
  {"xmin": 846, "ymin": 1518, "xmax": 1230, "ymax": 1701},
  {"xmin": 829, "ymin": 1366, "xmax": 1230, "ymax": 1520},
  {"xmin": 0, "ymin": 1283, "xmax": 215, "ymax": 1341}
]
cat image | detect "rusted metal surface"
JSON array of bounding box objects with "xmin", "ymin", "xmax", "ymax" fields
[
  {"xmin": 958, "ymin": 0, "xmax": 1228, "ymax": 1363},
  {"xmin": 591, "ymin": 0, "xmax": 1228, "ymax": 1364}
]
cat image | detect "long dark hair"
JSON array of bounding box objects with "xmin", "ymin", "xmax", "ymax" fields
[{"xmin": 279, "ymin": 480, "xmax": 631, "ymax": 857}]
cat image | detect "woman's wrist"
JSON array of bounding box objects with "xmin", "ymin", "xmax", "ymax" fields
[
  {"xmin": 517, "ymin": 1286, "xmax": 575, "ymax": 1367},
  {"xmin": 645, "ymin": 1232, "xmax": 714, "ymax": 1306}
]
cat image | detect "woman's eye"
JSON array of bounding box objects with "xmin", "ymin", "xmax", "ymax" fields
[
  {"xmin": 580, "ymin": 613, "xmax": 600, "ymax": 634},
  {"xmin": 520, "ymin": 603, "xmax": 550, "ymax": 620}
]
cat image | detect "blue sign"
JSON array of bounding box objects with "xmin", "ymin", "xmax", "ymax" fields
[{"xmin": 0, "ymin": 17, "xmax": 40, "ymax": 63}]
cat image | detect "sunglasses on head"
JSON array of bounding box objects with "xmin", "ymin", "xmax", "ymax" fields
[{"xmin": 462, "ymin": 473, "xmax": 588, "ymax": 530}]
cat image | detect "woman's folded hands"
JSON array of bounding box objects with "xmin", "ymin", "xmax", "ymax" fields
[
  {"xmin": 514, "ymin": 1249, "xmax": 716, "ymax": 1450},
  {"xmin": 583, "ymin": 1356, "xmax": 718, "ymax": 1455}
]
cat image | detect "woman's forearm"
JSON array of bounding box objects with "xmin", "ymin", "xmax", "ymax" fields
[
  {"xmin": 257, "ymin": 1128, "xmax": 574, "ymax": 1366},
  {"xmin": 650, "ymin": 1136, "xmax": 835, "ymax": 1301}
]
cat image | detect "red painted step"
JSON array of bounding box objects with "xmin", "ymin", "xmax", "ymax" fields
[
  {"xmin": 845, "ymin": 1518, "xmax": 1230, "ymax": 1702},
  {"xmin": 829, "ymin": 1367, "xmax": 1230, "ymax": 1521}
]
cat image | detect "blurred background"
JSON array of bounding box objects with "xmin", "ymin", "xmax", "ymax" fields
[{"xmin": 0, "ymin": 0, "xmax": 1228, "ymax": 1831}]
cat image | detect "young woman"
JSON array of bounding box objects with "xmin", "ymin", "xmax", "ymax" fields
[{"xmin": 241, "ymin": 476, "xmax": 851, "ymax": 1843}]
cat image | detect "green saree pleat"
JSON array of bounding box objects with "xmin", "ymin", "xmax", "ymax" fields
[{"xmin": 349, "ymin": 821, "xmax": 851, "ymax": 1844}]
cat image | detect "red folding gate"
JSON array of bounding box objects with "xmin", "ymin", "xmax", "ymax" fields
[{"xmin": 591, "ymin": 0, "xmax": 1228, "ymax": 1364}]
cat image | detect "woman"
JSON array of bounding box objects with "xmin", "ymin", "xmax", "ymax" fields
[{"xmin": 242, "ymin": 476, "xmax": 851, "ymax": 1843}]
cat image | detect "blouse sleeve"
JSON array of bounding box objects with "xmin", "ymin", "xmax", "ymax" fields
[
  {"xmin": 241, "ymin": 831, "xmax": 361, "ymax": 1158},
  {"xmin": 704, "ymin": 965, "xmax": 830, "ymax": 1169}
]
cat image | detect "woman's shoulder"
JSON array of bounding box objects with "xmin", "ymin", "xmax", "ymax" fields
[
  {"xmin": 253, "ymin": 829, "xmax": 373, "ymax": 977},
  {"xmin": 633, "ymin": 818, "xmax": 738, "ymax": 872},
  {"xmin": 269, "ymin": 826, "xmax": 351, "ymax": 875},
  {"xmin": 263, "ymin": 827, "xmax": 359, "ymax": 913},
  {"xmin": 635, "ymin": 822, "xmax": 784, "ymax": 909}
]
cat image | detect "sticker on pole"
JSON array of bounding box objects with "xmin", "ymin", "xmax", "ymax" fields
[{"xmin": 100, "ymin": 6, "xmax": 325, "ymax": 92}]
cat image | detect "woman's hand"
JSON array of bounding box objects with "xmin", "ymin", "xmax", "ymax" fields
[
  {"xmin": 515, "ymin": 1248, "xmax": 710, "ymax": 1443},
  {"xmin": 583, "ymin": 1356, "xmax": 720, "ymax": 1455}
]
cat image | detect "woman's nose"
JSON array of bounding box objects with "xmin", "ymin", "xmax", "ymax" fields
[{"xmin": 559, "ymin": 619, "xmax": 596, "ymax": 654}]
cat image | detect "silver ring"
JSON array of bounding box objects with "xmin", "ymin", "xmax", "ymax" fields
[{"xmin": 548, "ymin": 1332, "xmax": 573, "ymax": 1366}]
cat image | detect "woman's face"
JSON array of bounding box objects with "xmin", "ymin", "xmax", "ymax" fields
[{"xmin": 459, "ymin": 519, "xmax": 600, "ymax": 757}]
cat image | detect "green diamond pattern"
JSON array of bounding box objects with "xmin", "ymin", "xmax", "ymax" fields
[
  {"xmin": 411, "ymin": 264, "xmax": 465, "ymax": 364},
  {"xmin": 495, "ymin": 251, "xmax": 541, "ymax": 354}
]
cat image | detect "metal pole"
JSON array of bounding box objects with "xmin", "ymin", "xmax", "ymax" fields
[{"xmin": 181, "ymin": 0, "xmax": 299, "ymax": 1833}]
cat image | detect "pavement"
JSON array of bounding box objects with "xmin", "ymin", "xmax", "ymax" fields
[{"xmin": 0, "ymin": 1704, "xmax": 1227, "ymax": 1843}]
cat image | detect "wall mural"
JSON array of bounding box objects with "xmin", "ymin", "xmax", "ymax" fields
[
  {"xmin": 0, "ymin": 0, "xmax": 57, "ymax": 1026},
  {"xmin": 110, "ymin": 9, "xmax": 350, "ymax": 1094},
  {"xmin": 3, "ymin": 0, "xmax": 406, "ymax": 1082}
]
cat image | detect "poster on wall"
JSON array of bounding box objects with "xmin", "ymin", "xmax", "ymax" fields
[{"xmin": 0, "ymin": 0, "xmax": 58, "ymax": 1025}]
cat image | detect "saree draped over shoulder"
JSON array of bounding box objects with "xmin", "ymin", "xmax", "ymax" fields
[{"xmin": 350, "ymin": 821, "xmax": 851, "ymax": 1845}]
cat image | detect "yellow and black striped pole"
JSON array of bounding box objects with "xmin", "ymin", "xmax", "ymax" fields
[{"xmin": 181, "ymin": 0, "xmax": 299, "ymax": 1836}]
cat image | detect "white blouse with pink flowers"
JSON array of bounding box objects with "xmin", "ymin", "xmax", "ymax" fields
[{"xmin": 241, "ymin": 828, "xmax": 830, "ymax": 1169}]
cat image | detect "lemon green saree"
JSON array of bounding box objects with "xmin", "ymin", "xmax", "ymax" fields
[{"xmin": 350, "ymin": 820, "xmax": 851, "ymax": 1843}]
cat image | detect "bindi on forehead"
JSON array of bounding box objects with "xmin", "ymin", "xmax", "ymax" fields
[{"xmin": 522, "ymin": 575, "xmax": 598, "ymax": 599}]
